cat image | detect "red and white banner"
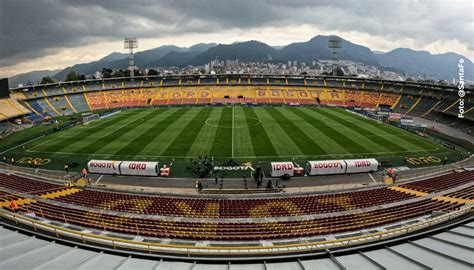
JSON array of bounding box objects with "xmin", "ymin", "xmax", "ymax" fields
[
  {"xmin": 87, "ymin": 160, "xmax": 121, "ymax": 175},
  {"xmin": 120, "ymin": 161, "xmax": 159, "ymax": 176},
  {"xmin": 270, "ymin": 162, "xmax": 294, "ymax": 177},
  {"xmin": 345, "ymin": 159, "xmax": 378, "ymax": 173},
  {"xmin": 389, "ymin": 113, "xmax": 401, "ymax": 119},
  {"xmin": 307, "ymin": 160, "xmax": 346, "ymax": 175}
]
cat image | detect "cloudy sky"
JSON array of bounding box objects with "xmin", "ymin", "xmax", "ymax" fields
[{"xmin": 0, "ymin": 0, "xmax": 473, "ymax": 77}]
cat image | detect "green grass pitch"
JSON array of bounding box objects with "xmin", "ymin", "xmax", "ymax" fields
[
  {"xmin": 17, "ymin": 106, "xmax": 451, "ymax": 165},
  {"xmin": 1, "ymin": 106, "xmax": 461, "ymax": 176}
]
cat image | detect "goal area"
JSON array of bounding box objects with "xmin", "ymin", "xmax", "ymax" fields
[{"xmin": 82, "ymin": 114, "xmax": 99, "ymax": 125}]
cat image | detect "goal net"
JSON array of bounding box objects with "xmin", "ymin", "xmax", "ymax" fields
[{"xmin": 82, "ymin": 114, "xmax": 99, "ymax": 125}]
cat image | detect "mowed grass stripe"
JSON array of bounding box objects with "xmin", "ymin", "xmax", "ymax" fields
[
  {"xmin": 141, "ymin": 108, "xmax": 201, "ymax": 156},
  {"xmin": 265, "ymin": 107, "xmax": 327, "ymax": 155},
  {"xmin": 186, "ymin": 107, "xmax": 223, "ymax": 157},
  {"xmin": 243, "ymin": 108, "xmax": 277, "ymax": 157},
  {"xmin": 295, "ymin": 107, "xmax": 371, "ymax": 154},
  {"xmin": 281, "ymin": 108, "xmax": 347, "ymax": 154},
  {"xmin": 160, "ymin": 108, "xmax": 213, "ymax": 156},
  {"xmin": 233, "ymin": 106, "xmax": 256, "ymax": 157},
  {"xmin": 32, "ymin": 111, "xmax": 139, "ymax": 152},
  {"xmin": 209, "ymin": 107, "xmax": 232, "ymax": 157},
  {"xmin": 311, "ymin": 108, "xmax": 390, "ymax": 153},
  {"xmin": 98, "ymin": 109, "xmax": 172, "ymax": 155},
  {"xmin": 332, "ymin": 108, "xmax": 438, "ymax": 151},
  {"xmin": 253, "ymin": 108, "xmax": 303, "ymax": 156},
  {"xmin": 314, "ymin": 108, "xmax": 407, "ymax": 152},
  {"xmin": 324, "ymin": 108, "xmax": 428, "ymax": 151},
  {"xmin": 113, "ymin": 108, "xmax": 184, "ymax": 156},
  {"xmin": 75, "ymin": 109, "xmax": 158, "ymax": 154}
]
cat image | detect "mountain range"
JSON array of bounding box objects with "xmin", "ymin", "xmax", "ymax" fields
[{"xmin": 8, "ymin": 36, "xmax": 473, "ymax": 85}]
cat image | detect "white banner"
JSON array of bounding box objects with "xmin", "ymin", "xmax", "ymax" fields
[
  {"xmin": 87, "ymin": 160, "xmax": 121, "ymax": 175},
  {"xmin": 345, "ymin": 159, "xmax": 378, "ymax": 173},
  {"xmin": 307, "ymin": 160, "xmax": 346, "ymax": 175},
  {"xmin": 120, "ymin": 161, "xmax": 158, "ymax": 176},
  {"xmin": 270, "ymin": 162, "xmax": 294, "ymax": 177}
]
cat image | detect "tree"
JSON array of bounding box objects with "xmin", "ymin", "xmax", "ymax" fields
[
  {"xmin": 101, "ymin": 68, "xmax": 113, "ymax": 78},
  {"xmin": 65, "ymin": 71, "xmax": 78, "ymax": 81},
  {"xmin": 40, "ymin": 76, "xmax": 55, "ymax": 84},
  {"xmin": 78, "ymin": 74, "xmax": 86, "ymax": 81},
  {"xmin": 147, "ymin": 69, "xmax": 159, "ymax": 76},
  {"xmin": 112, "ymin": 69, "xmax": 124, "ymax": 78}
]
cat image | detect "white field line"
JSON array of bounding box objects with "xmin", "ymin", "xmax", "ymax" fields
[
  {"xmin": 0, "ymin": 135, "xmax": 46, "ymax": 155},
  {"xmin": 25, "ymin": 148, "xmax": 444, "ymax": 159},
  {"xmin": 28, "ymin": 112, "xmax": 129, "ymax": 151},
  {"xmin": 28, "ymin": 128, "xmax": 79, "ymax": 150},
  {"xmin": 232, "ymin": 106, "xmax": 235, "ymax": 158}
]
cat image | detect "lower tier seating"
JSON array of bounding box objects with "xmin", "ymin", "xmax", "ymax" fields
[{"xmin": 17, "ymin": 198, "xmax": 462, "ymax": 241}]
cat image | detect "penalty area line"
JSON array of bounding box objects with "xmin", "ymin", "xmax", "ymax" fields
[{"xmin": 0, "ymin": 135, "xmax": 46, "ymax": 155}]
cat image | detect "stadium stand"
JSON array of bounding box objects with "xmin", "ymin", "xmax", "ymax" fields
[
  {"xmin": 85, "ymin": 91, "xmax": 108, "ymax": 110},
  {"xmin": 0, "ymin": 169, "xmax": 470, "ymax": 241},
  {"xmin": 46, "ymin": 96, "xmax": 75, "ymax": 115},
  {"xmin": 10, "ymin": 196, "xmax": 462, "ymax": 241},
  {"xmin": 67, "ymin": 93, "xmax": 91, "ymax": 112},
  {"xmin": 0, "ymin": 98, "xmax": 31, "ymax": 121},
  {"xmin": 51, "ymin": 187, "xmax": 414, "ymax": 218},
  {"xmin": 399, "ymin": 170, "xmax": 474, "ymax": 192},
  {"xmin": 394, "ymin": 94, "xmax": 418, "ymax": 114},
  {"xmin": 7, "ymin": 76, "xmax": 472, "ymax": 137}
]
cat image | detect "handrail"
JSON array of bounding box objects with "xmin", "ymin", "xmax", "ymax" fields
[{"xmin": 1, "ymin": 206, "xmax": 471, "ymax": 255}]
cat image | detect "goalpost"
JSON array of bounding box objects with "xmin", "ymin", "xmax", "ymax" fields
[{"xmin": 82, "ymin": 114, "xmax": 99, "ymax": 125}]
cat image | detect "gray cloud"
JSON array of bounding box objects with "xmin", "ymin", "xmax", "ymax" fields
[{"xmin": 0, "ymin": 0, "xmax": 472, "ymax": 67}]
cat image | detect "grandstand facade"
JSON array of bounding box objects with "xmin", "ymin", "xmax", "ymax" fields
[{"xmin": 4, "ymin": 75, "xmax": 472, "ymax": 134}]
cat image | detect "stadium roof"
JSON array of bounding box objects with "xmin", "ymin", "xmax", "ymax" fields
[{"xmin": 1, "ymin": 221, "xmax": 472, "ymax": 269}]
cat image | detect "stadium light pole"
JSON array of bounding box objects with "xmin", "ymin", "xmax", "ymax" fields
[
  {"xmin": 328, "ymin": 36, "xmax": 342, "ymax": 76},
  {"xmin": 124, "ymin": 37, "xmax": 138, "ymax": 77}
]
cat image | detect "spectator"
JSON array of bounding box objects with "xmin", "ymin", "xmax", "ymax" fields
[{"xmin": 81, "ymin": 168, "xmax": 88, "ymax": 178}]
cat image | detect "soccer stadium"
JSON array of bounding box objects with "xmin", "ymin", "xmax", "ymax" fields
[
  {"xmin": 1, "ymin": 0, "xmax": 473, "ymax": 268},
  {"xmin": 0, "ymin": 74, "xmax": 473, "ymax": 269}
]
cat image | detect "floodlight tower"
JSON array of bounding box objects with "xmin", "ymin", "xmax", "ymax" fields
[
  {"xmin": 124, "ymin": 37, "xmax": 138, "ymax": 77},
  {"xmin": 328, "ymin": 36, "xmax": 342, "ymax": 76}
]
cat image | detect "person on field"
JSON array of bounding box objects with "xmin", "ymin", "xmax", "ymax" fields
[
  {"xmin": 64, "ymin": 164, "xmax": 69, "ymax": 174},
  {"xmin": 34, "ymin": 160, "xmax": 39, "ymax": 173}
]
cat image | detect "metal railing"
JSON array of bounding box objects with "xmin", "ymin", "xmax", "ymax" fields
[{"xmin": 1, "ymin": 206, "xmax": 471, "ymax": 256}]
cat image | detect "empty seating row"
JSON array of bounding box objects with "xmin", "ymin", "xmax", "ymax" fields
[
  {"xmin": 400, "ymin": 170, "xmax": 474, "ymax": 192},
  {"xmin": 0, "ymin": 173, "xmax": 62, "ymax": 194},
  {"xmin": 17, "ymin": 198, "xmax": 462, "ymax": 241},
  {"xmin": 55, "ymin": 187, "xmax": 414, "ymax": 218}
]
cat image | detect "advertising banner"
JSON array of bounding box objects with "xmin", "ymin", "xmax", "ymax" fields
[
  {"xmin": 87, "ymin": 160, "xmax": 121, "ymax": 175},
  {"xmin": 307, "ymin": 160, "xmax": 346, "ymax": 175},
  {"xmin": 345, "ymin": 159, "xmax": 378, "ymax": 173},
  {"xmin": 270, "ymin": 162, "xmax": 294, "ymax": 177},
  {"xmin": 120, "ymin": 161, "xmax": 159, "ymax": 176}
]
